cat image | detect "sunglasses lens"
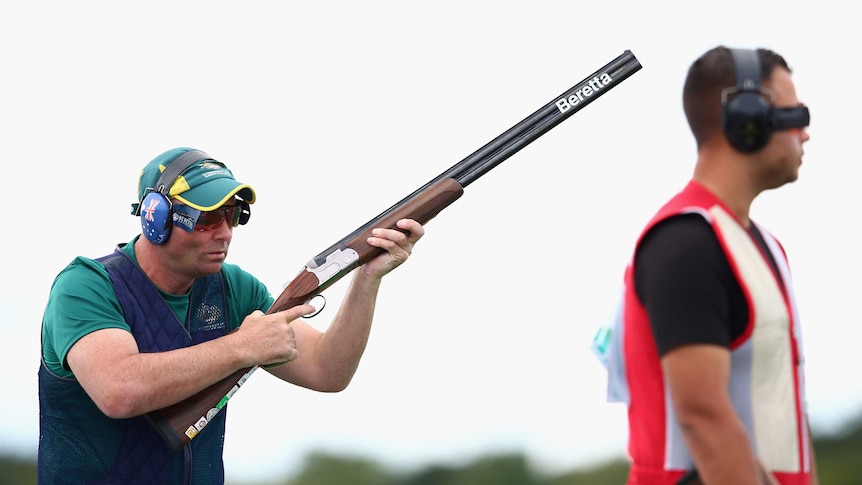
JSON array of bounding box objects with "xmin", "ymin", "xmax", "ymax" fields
[
  {"xmin": 195, "ymin": 206, "xmax": 239, "ymax": 231},
  {"xmin": 772, "ymin": 106, "xmax": 810, "ymax": 131}
]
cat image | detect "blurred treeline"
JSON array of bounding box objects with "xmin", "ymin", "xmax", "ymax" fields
[{"xmin": 5, "ymin": 412, "xmax": 860, "ymax": 484}]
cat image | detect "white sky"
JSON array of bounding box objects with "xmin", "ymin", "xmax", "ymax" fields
[{"xmin": 2, "ymin": 1, "xmax": 860, "ymax": 483}]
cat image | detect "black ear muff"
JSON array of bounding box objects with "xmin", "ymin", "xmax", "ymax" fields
[
  {"xmin": 238, "ymin": 200, "xmax": 251, "ymax": 226},
  {"xmin": 135, "ymin": 149, "xmax": 210, "ymax": 245},
  {"xmin": 722, "ymin": 49, "xmax": 772, "ymax": 153}
]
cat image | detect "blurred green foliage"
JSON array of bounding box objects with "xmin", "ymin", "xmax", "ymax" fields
[{"xmin": 6, "ymin": 412, "xmax": 861, "ymax": 485}]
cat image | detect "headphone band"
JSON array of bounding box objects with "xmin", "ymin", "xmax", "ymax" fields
[
  {"xmin": 731, "ymin": 48, "xmax": 761, "ymax": 92},
  {"xmin": 153, "ymin": 149, "xmax": 212, "ymax": 196}
]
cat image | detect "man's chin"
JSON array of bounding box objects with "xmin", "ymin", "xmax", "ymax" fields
[{"xmin": 201, "ymin": 256, "xmax": 226, "ymax": 273}]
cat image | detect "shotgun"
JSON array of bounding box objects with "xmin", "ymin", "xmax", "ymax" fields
[{"xmin": 147, "ymin": 49, "xmax": 643, "ymax": 451}]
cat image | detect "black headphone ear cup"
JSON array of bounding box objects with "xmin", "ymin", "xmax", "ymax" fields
[
  {"xmin": 238, "ymin": 200, "xmax": 251, "ymax": 225},
  {"xmin": 139, "ymin": 192, "xmax": 173, "ymax": 245},
  {"xmin": 723, "ymin": 91, "xmax": 772, "ymax": 153}
]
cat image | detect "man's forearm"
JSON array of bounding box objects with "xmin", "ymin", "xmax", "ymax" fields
[
  {"xmin": 267, "ymin": 270, "xmax": 381, "ymax": 391},
  {"xmin": 78, "ymin": 332, "xmax": 250, "ymax": 418},
  {"xmin": 310, "ymin": 270, "xmax": 381, "ymax": 389},
  {"xmin": 682, "ymin": 416, "xmax": 764, "ymax": 485}
]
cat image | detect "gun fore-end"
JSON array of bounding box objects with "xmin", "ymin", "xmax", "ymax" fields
[
  {"xmin": 346, "ymin": 177, "xmax": 464, "ymax": 263},
  {"xmin": 267, "ymin": 178, "xmax": 463, "ymax": 316}
]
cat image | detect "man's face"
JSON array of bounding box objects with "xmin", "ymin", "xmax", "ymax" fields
[
  {"xmin": 162, "ymin": 200, "xmax": 238, "ymax": 278},
  {"xmin": 760, "ymin": 68, "xmax": 810, "ymax": 187}
]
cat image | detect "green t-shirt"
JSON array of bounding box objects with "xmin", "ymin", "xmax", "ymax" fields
[{"xmin": 41, "ymin": 237, "xmax": 275, "ymax": 378}]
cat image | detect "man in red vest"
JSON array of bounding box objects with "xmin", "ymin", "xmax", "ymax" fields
[{"xmin": 597, "ymin": 46, "xmax": 818, "ymax": 485}]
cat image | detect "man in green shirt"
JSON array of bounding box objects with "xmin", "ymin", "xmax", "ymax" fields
[{"xmin": 39, "ymin": 147, "xmax": 425, "ymax": 484}]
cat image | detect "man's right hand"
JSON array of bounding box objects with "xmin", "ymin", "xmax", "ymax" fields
[{"xmin": 232, "ymin": 305, "xmax": 314, "ymax": 367}]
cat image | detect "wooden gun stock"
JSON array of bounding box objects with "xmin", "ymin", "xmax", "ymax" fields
[{"xmin": 147, "ymin": 50, "xmax": 642, "ymax": 451}]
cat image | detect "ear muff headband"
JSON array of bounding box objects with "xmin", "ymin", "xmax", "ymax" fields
[
  {"xmin": 152, "ymin": 149, "xmax": 211, "ymax": 198},
  {"xmin": 138, "ymin": 149, "xmax": 211, "ymax": 245},
  {"xmin": 722, "ymin": 49, "xmax": 772, "ymax": 153}
]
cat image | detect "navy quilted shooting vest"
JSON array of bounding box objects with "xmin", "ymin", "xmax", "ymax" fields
[{"xmin": 38, "ymin": 248, "xmax": 230, "ymax": 484}]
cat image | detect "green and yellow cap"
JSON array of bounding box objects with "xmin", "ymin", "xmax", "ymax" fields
[{"xmin": 135, "ymin": 147, "xmax": 256, "ymax": 212}]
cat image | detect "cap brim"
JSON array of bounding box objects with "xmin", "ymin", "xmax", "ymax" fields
[{"xmin": 174, "ymin": 179, "xmax": 256, "ymax": 211}]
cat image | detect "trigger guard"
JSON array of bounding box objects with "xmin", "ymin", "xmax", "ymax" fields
[{"xmin": 303, "ymin": 294, "xmax": 326, "ymax": 318}]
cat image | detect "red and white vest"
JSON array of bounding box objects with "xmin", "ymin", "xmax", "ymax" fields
[{"xmin": 598, "ymin": 180, "xmax": 813, "ymax": 485}]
